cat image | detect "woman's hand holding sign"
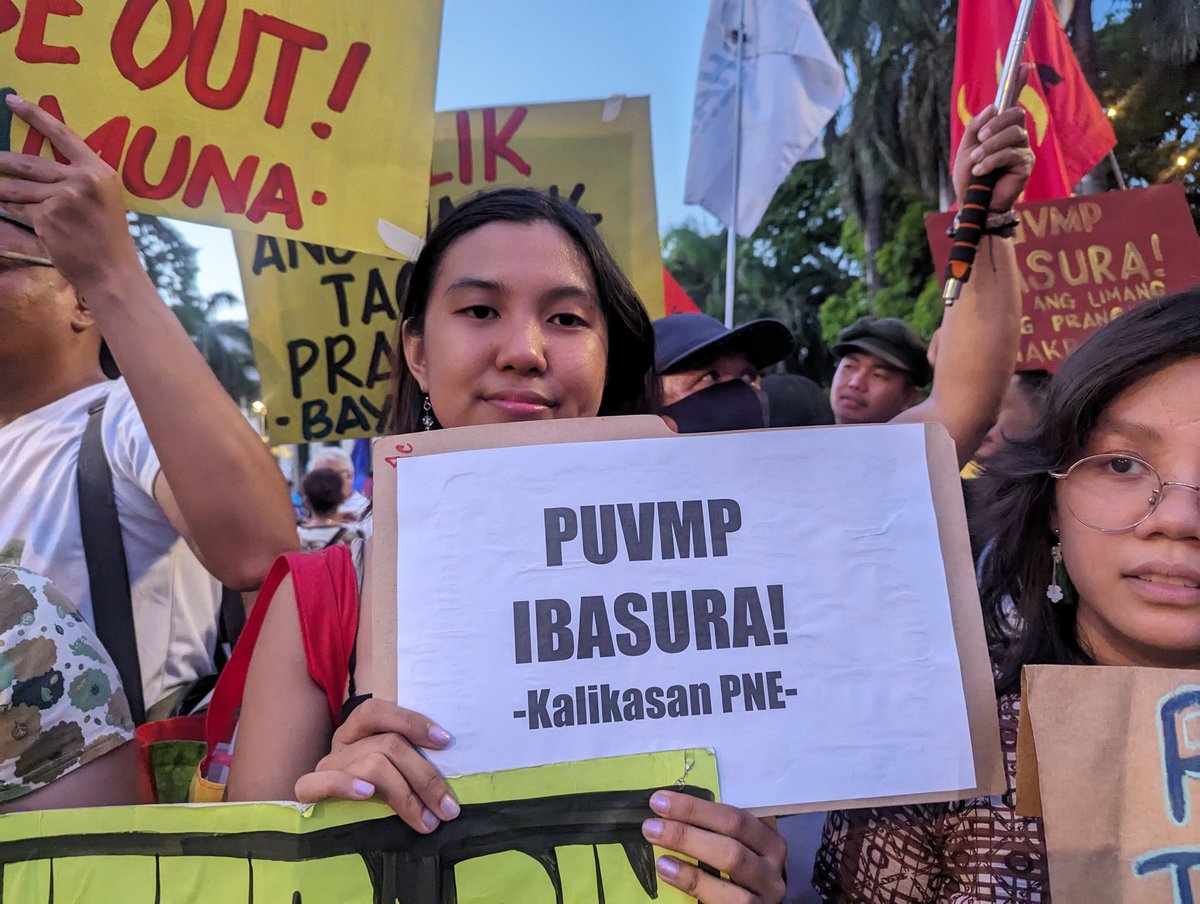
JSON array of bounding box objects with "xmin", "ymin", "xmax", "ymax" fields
[
  {"xmin": 294, "ymin": 697, "xmax": 462, "ymax": 834},
  {"xmin": 643, "ymin": 789, "xmax": 787, "ymax": 903}
]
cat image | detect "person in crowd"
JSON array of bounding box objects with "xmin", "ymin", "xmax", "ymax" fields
[
  {"xmin": 813, "ymin": 289, "xmax": 1200, "ymax": 902},
  {"xmin": 972, "ymin": 370, "xmax": 1052, "ymax": 464},
  {"xmin": 828, "ymin": 228, "xmax": 1027, "ymax": 466},
  {"xmin": 655, "ymin": 312, "xmax": 794, "ymax": 407},
  {"xmin": 225, "ymin": 188, "xmax": 789, "ymax": 902},
  {"xmin": 829, "ymin": 316, "xmax": 930, "ymax": 425},
  {"xmin": 309, "ymin": 447, "xmax": 371, "ymax": 522},
  {"xmin": 0, "ymin": 565, "xmax": 151, "ymax": 811},
  {"xmin": 298, "ymin": 469, "xmax": 363, "ymax": 551},
  {"xmin": 0, "ymin": 95, "xmax": 297, "ymax": 719}
]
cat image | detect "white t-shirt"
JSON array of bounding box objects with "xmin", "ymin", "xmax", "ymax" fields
[{"xmin": 0, "ymin": 379, "xmax": 219, "ymax": 708}]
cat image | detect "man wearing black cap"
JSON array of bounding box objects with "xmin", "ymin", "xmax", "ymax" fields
[
  {"xmin": 0, "ymin": 100, "xmax": 296, "ymax": 719},
  {"xmin": 654, "ymin": 312, "xmax": 794, "ymax": 407},
  {"xmin": 830, "ymin": 316, "xmax": 931, "ymax": 425}
]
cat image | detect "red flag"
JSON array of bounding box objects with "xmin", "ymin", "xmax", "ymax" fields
[
  {"xmin": 951, "ymin": 0, "xmax": 1116, "ymax": 201},
  {"xmin": 662, "ymin": 266, "xmax": 703, "ymax": 316}
]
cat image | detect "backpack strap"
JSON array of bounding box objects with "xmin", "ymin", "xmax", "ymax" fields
[
  {"xmin": 77, "ymin": 396, "xmax": 147, "ymax": 726},
  {"xmin": 203, "ymin": 544, "xmax": 358, "ymax": 764}
]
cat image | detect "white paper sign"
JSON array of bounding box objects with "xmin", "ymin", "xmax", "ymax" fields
[{"xmin": 393, "ymin": 425, "xmax": 976, "ymax": 810}]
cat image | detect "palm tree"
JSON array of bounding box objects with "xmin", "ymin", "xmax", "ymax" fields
[
  {"xmin": 814, "ymin": 0, "xmax": 955, "ymax": 295},
  {"xmin": 127, "ymin": 214, "xmax": 260, "ymax": 406}
]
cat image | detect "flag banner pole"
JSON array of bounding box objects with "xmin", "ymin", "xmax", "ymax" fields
[
  {"xmin": 724, "ymin": 0, "xmax": 747, "ymax": 329},
  {"xmin": 1107, "ymin": 149, "xmax": 1127, "ymax": 190},
  {"xmin": 942, "ymin": 0, "xmax": 1038, "ymax": 305}
]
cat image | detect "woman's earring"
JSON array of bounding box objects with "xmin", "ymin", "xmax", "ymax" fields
[
  {"xmin": 1047, "ymin": 541, "xmax": 1066, "ymax": 604},
  {"xmin": 421, "ymin": 395, "xmax": 434, "ymax": 431}
]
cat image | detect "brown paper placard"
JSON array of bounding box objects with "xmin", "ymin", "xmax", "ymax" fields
[
  {"xmin": 372, "ymin": 418, "xmax": 1004, "ymax": 816},
  {"xmin": 1016, "ymin": 664, "xmax": 1200, "ymax": 903}
]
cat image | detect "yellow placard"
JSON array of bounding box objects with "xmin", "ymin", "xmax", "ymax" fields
[
  {"xmin": 238, "ymin": 96, "xmax": 662, "ymax": 444},
  {"xmin": 0, "ymin": 0, "xmax": 441, "ymax": 256},
  {"xmin": 0, "ymin": 749, "xmax": 716, "ymax": 903}
]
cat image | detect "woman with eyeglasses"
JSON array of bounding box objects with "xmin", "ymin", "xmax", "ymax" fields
[{"xmin": 813, "ymin": 287, "xmax": 1200, "ymax": 902}]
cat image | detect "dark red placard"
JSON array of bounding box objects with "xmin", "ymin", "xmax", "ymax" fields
[{"xmin": 927, "ymin": 184, "xmax": 1200, "ymax": 371}]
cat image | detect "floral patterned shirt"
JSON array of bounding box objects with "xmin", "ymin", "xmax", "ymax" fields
[{"xmin": 0, "ymin": 566, "xmax": 134, "ymax": 803}]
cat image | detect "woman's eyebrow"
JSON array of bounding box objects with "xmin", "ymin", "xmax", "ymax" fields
[
  {"xmin": 445, "ymin": 276, "xmax": 506, "ymax": 294},
  {"xmin": 1092, "ymin": 416, "xmax": 1164, "ymax": 445},
  {"xmin": 541, "ymin": 284, "xmax": 597, "ymax": 304},
  {"xmin": 442, "ymin": 279, "xmax": 595, "ymax": 303}
]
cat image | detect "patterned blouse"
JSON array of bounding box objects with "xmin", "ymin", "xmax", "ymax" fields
[
  {"xmin": 812, "ymin": 693, "xmax": 1049, "ymax": 903},
  {"xmin": 0, "ymin": 566, "xmax": 134, "ymax": 803}
]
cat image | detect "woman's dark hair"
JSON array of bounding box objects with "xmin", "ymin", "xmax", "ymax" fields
[
  {"xmin": 388, "ymin": 188, "xmax": 659, "ymax": 432},
  {"xmin": 302, "ymin": 468, "xmax": 344, "ymax": 517},
  {"xmin": 971, "ymin": 288, "xmax": 1200, "ymax": 693}
]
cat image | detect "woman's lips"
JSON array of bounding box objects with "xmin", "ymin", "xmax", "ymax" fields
[
  {"xmin": 1124, "ymin": 571, "xmax": 1200, "ymax": 606},
  {"xmin": 484, "ymin": 393, "xmax": 554, "ymax": 415}
]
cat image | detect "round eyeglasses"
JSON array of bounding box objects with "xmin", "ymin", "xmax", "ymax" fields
[{"xmin": 1049, "ymin": 453, "xmax": 1200, "ymax": 532}]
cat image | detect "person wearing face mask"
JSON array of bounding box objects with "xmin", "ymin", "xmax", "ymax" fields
[{"xmin": 814, "ymin": 289, "xmax": 1200, "ymax": 903}]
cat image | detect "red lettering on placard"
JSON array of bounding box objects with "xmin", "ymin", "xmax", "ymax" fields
[
  {"xmin": 20, "ymin": 93, "xmax": 69, "ymax": 162},
  {"xmin": 0, "ymin": 2, "xmax": 21, "ymax": 33},
  {"xmin": 16, "ymin": 0, "xmax": 82, "ymax": 65},
  {"xmin": 186, "ymin": 0, "xmax": 259, "ymax": 109},
  {"xmin": 246, "ymin": 162, "xmax": 303, "ymax": 229},
  {"xmin": 123, "ymin": 127, "xmax": 192, "ymax": 200},
  {"xmin": 254, "ymin": 13, "xmax": 327, "ymax": 127},
  {"xmin": 182, "ymin": 145, "xmax": 260, "ymax": 212},
  {"xmin": 483, "ymin": 107, "xmax": 530, "ymax": 181},
  {"xmin": 111, "ymin": 0, "xmax": 194, "ymax": 90},
  {"xmin": 109, "ymin": 0, "xmax": 330, "ymax": 128}
]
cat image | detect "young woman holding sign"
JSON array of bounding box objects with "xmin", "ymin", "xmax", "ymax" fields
[
  {"xmin": 224, "ymin": 188, "xmax": 793, "ymax": 902},
  {"xmin": 815, "ymin": 289, "xmax": 1200, "ymax": 901}
]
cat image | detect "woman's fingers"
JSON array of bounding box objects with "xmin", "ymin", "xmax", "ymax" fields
[
  {"xmin": 641, "ymin": 791, "xmax": 787, "ymax": 902},
  {"xmin": 331, "ymin": 697, "xmax": 452, "ymax": 750},
  {"xmin": 650, "ymin": 790, "xmax": 785, "ymax": 859},
  {"xmin": 295, "ymin": 757, "xmax": 442, "ymax": 834},
  {"xmin": 316, "ymin": 731, "xmax": 459, "ymax": 821},
  {"xmin": 5, "ymin": 94, "xmax": 93, "ymax": 165},
  {"xmin": 652, "ymin": 855, "xmax": 760, "ymax": 904},
  {"xmin": 294, "ymin": 769, "xmax": 376, "ymax": 805}
]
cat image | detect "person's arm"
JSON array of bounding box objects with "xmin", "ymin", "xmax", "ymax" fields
[
  {"xmin": 0, "ymin": 741, "xmax": 153, "ymax": 813},
  {"xmin": 892, "ymin": 83, "xmax": 1034, "ymax": 469},
  {"xmin": 0, "ymin": 95, "xmax": 296, "ymax": 590},
  {"xmin": 226, "ymin": 572, "xmax": 460, "ymax": 834}
]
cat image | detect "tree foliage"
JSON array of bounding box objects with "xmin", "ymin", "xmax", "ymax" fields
[
  {"xmin": 665, "ymin": 0, "xmax": 1199, "ymax": 382},
  {"xmin": 127, "ymin": 214, "xmax": 259, "ymax": 406}
]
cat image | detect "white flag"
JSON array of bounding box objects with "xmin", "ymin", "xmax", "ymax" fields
[{"xmin": 684, "ymin": 0, "xmax": 847, "ymax": 237}]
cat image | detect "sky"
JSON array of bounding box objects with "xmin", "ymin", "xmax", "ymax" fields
[{"xmin": 179, "ymin": 0, "xmax": 715, "ymax": 307}]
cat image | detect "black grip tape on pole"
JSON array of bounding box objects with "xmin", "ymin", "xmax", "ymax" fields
[
  {"xmin": 943, "ymin": 169, "xmax": 1001, "ymax": 285},
  {"xmin": 0, "ymin": 88, "xmax": 15, "ymax": 153}
]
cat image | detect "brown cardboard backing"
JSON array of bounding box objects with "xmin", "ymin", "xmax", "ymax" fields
[
  {"xmin": 1015, "ymin": 668, "xmax": 1044, "ymax": 817},
  {"xmin": 372, "ymin": 417, "xmax": 1005, "ymax": 816}
]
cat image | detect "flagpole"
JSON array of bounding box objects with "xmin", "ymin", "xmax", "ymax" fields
[
  {"xmin": 942, "ymin": 0, "xmax": 1037, "ymax": 305},
  {"xmin": 724, "ymin": 0, "xmax": 746, "ymax": 329}
]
